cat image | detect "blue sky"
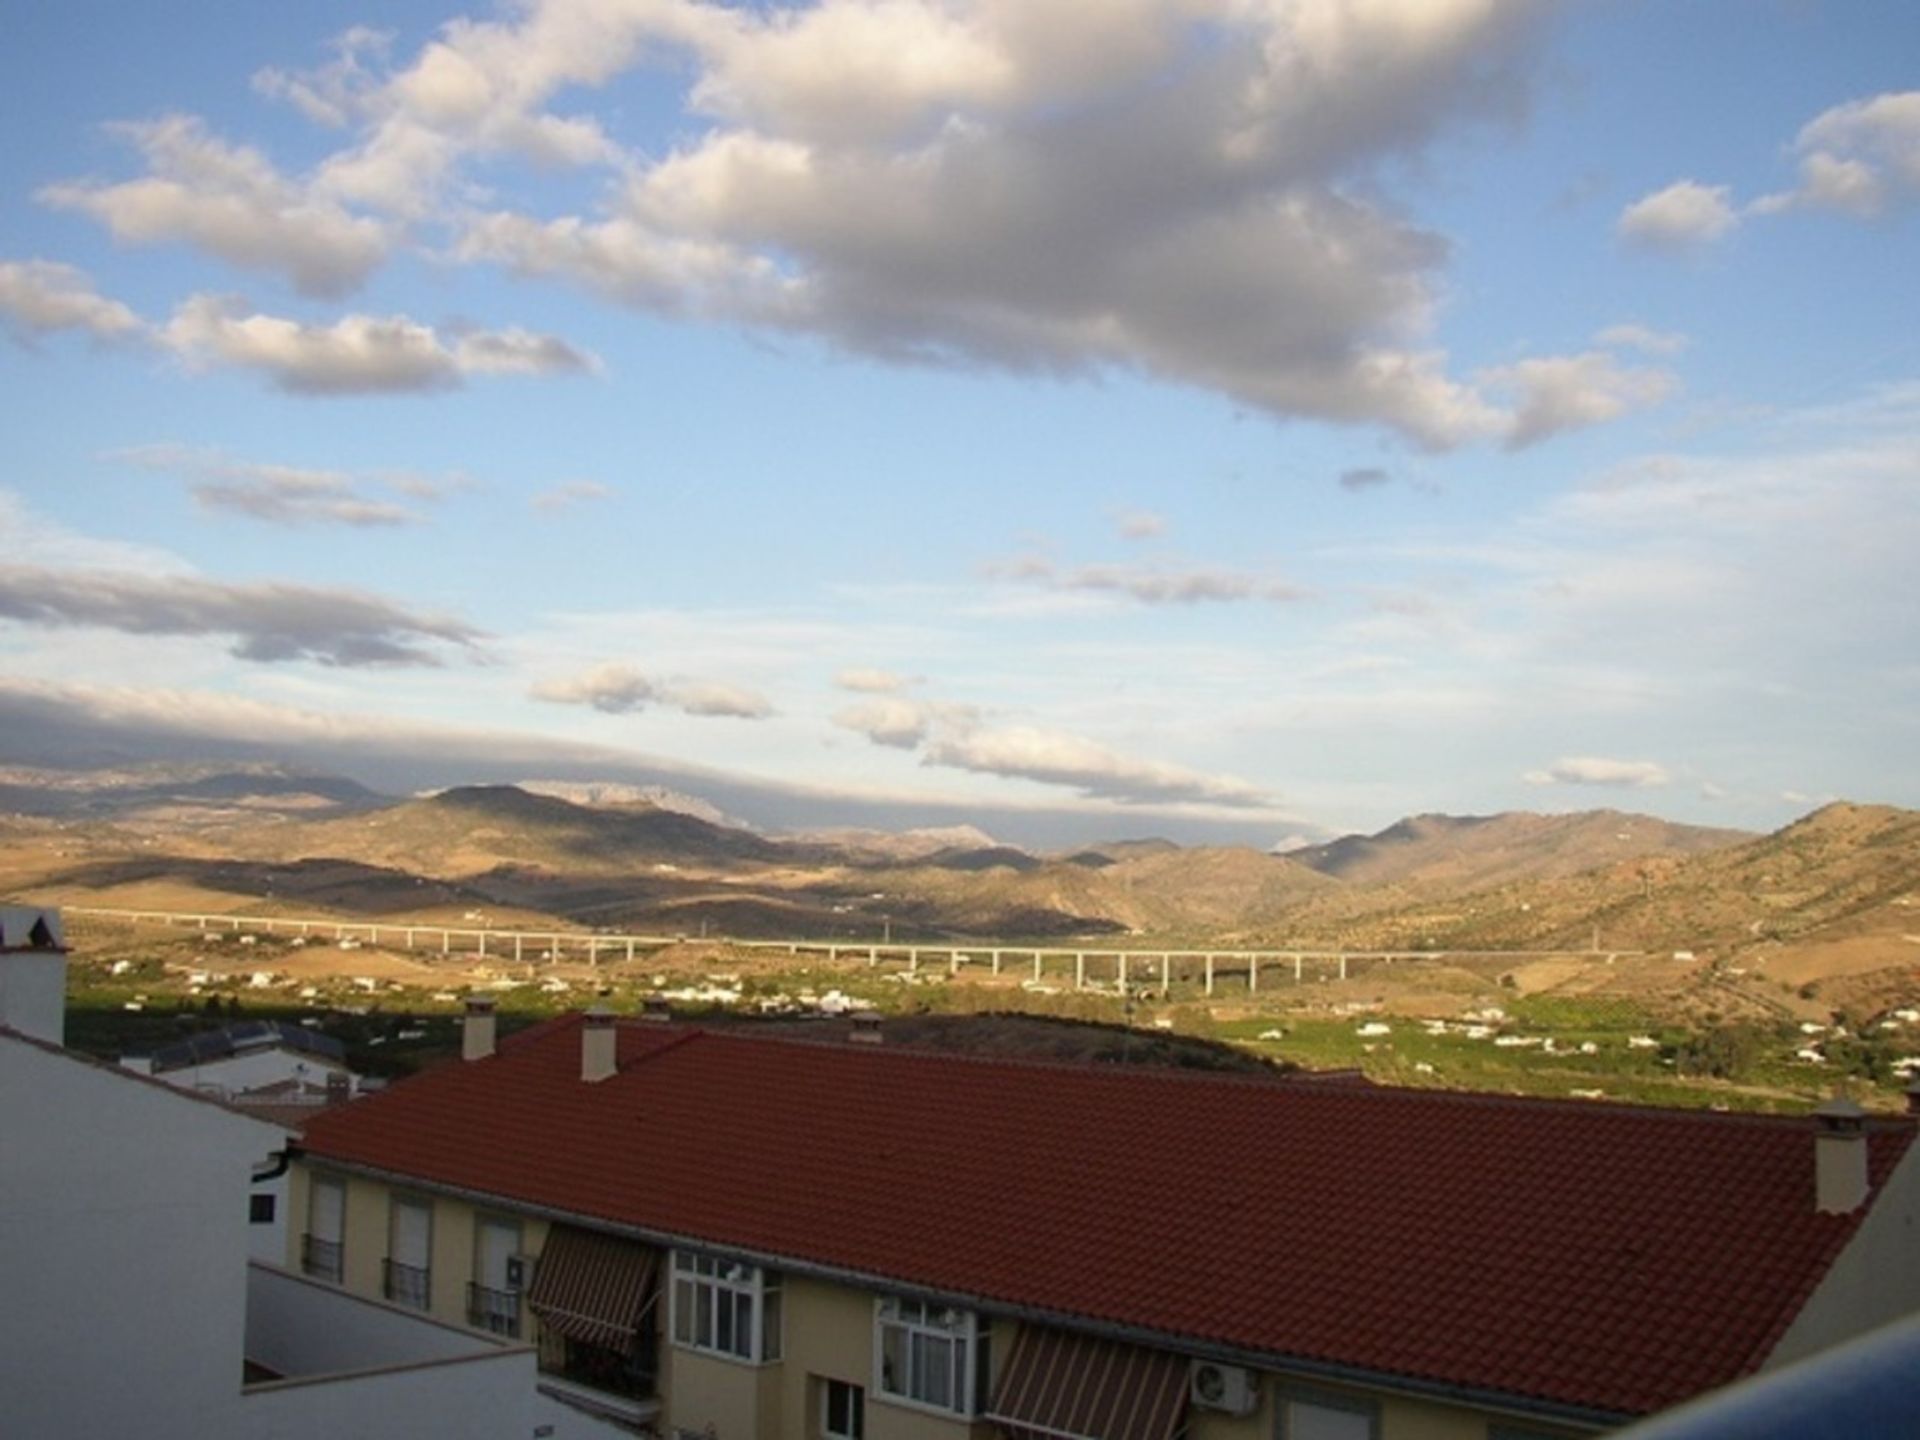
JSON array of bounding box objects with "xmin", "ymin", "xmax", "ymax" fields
[{"xmin": 2, "ymin": 0, "xmax": 1916, "ymax": 846}]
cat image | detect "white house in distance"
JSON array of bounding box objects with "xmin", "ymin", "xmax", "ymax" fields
[
  {"xmin": 121, "ymin": 1017, "xmax": 363, "ymax": 1103},
  {"xmin": 0, "ymin": 905, "xmax": 550, "ymax": 1440}
]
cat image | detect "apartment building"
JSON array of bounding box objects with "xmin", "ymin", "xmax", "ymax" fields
[{"xmin": 291, "ymin": 1002, "xmax": 1920, "ymax": 1440}]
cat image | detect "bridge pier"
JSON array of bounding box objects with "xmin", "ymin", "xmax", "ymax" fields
[
  {"xmin": 1205, "ymin": 955, "xmax": 1214, "ymax": 996},
  {"xmin": 1075, "ymin": 953, "xmax": 1086, "ymax": 990},
  {"xmin": 1118, "ymin": 953, "xmax": 1129, "ymax": 990}
]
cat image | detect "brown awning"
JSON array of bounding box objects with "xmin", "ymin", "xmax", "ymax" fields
[
  {"xmin": 525, "ymin": 1225, "xmax": 658, "ymax": 1351},
  {"xmin": 987, "ymin": 1326, "xmax": 1189, "ymax": 1440}
]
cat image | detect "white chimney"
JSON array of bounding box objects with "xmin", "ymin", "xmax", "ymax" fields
[
  {"xmin": 1813, "ymin": 1096, "xmax": 1869, "ymax": 1214},
  {"xmin": 0, "ymin": 906, "xmax": 67, "ymax": 1047},
  {"xmin": 849, "ymin": 1012, "xmax": 882, "ymax": 1045},
  {"xmin": 582, "ymin": 1006, "xmax": 617, "ymax": 1082},
  {"xmin": 462, "ymin": 995, "xmax": 497, "ymax": 1061}
]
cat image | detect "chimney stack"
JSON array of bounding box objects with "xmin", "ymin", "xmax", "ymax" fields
[
  {"xmin": 849, "ymin": 1012, "xmax": 882, "ymax": 1045},
  {"xmin": 640, "ymin": 995, "xmax": 672, "ymax": 1024},
  {"xmin": 0, "ymin": 906, "xmax": 68, "ymax": 1047},
  {"xmin": 325, "ymin": 1070, "xmax": 352, "ymax": 1106},
  {"xmin": 462, "ymin": 995, "xmax": 497, "ymax": 1062},
  {"xmin": 582, "ymin": 1006, "xmax": 618, "ymax": 1082},
  {"xmin": 1813, "ymin": 1096, "xmax": 1869, "ymax": 1214}
]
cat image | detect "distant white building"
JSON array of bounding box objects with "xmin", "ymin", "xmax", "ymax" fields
[
  {"xmin": 121, "ymin": 1017, "xmax": 364, "ymax": 1102},
  {"xmin": 0, "ymin": 905, "xmax": 541, "ymax": 1440}
]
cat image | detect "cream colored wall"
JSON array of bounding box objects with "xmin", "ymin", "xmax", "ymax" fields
[
  {"xmin": 667, "ymin": 1347, "xmax": 770, "ymax": 1439},
  {"xmin": 287, "ymin": 1161, "xmax": 548, "ymax": 1338},
  {"xmin": 1767, "ymin": 1133, "xmax": 1920, "ymax": 1367},
  {"xmin": 767, "ymin": 1276, "xmax": 990, "ymax": 1440}
]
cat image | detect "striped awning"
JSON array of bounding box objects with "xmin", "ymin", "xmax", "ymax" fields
[
  {"xmin": 987, "ymin": 1326, "xmax": 1189, "ymax": 1440},
  {"xmin": 525, "ymin": 1225, "xmax": 658, "ymax": 1351}
]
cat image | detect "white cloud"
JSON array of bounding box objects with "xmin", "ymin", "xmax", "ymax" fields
[
  {"xmin": 1617, "ymin": 180, "xmax": 1740, "ymax": 250},
  {"xmin": 423, "ymin": 0, "xmax": 1623, "ymax": 448},
  {"xmin": 992, "ymin": 554, "xmax": 1308, "ymax": 605},
  {"xmin": 1594, "ymin": 323, "xmax": 1689, "ymax": 356},
  {"xmin": 531, "ymin": 661, "xmax": 773, "ymax": 719},
  {"xmin": 1751, "ymin": 91, "xmax": 1920, "ymax": 219},
  {"xmin": 41, "ymin": 115, "xmax": 387, "ymax": 298},
  {"xmin": 532, "ymin": 480, "xmax": 615, "ymax": 512},
  {"xmin": 1521, "ymin": 756, "xmax": 1672, "ymax": 789},
  {"xmin": 834, "ymin": 667, "xmax": 911, "ymax": 693},
  {"xmin": 0, "ymin": 260, "xmax": 142, "ymax": 340},
  {"xmin": 668, "ymin": 681, "xmax": 775, "ymax": 719},
  {"xmin": 834, "ymin": 697, "xmax": 934, "ymax": 749},
  {"xmin": 0, "ymin": 564, "xmax": 483, "ymax": 666},
  {"xmin": 107, "ymin": 443, "xmax": 420, "ymax": 527},
  {"xmin": 923, "ymin": 724, "xmax": 1275, "ymax": 809},
  {"xmin": 158, "ymin": 295, "xmax": 596, "ymax": 394},
  {"xmin": 1484, "ymin": 351, "xmax": 1677, "ymax": 450},
  {"xmin": 1115, "ymin": 509, "xmax": 1166, "ymax": 540},
  {"xmin": 532, "ymin": 661, "xmax": 654, "ymax": 713}
]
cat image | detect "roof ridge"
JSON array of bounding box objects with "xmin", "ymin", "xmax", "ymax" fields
[{"xmin": 600, "ymin": 1016, "xmax": 1914, "ymax": 1128}]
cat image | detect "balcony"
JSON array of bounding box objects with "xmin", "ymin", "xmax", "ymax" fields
[
  {"xmin": 243, "ymin": 1262, "xmax": 534, "ymax": 1432},
  {"xmin": 300, "ymin": 1233, "xmax": 342, "ymax": 1283},
  {"xmin": 468, "ymin": 1281, "xmax": 521, "ymax": 1338},
  {"xmin": 383, "ymin": 1258, "xmax": 431, "ymax": 1311}
]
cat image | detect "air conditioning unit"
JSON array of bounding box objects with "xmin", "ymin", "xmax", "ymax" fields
[
  {"xmin": 504, "ymin": 1254, "xmax": 534, "ymax": 1291},
  {"xmin": 1190, "ymin": 1362, "xmax": 1258, "ymax": 1416}
]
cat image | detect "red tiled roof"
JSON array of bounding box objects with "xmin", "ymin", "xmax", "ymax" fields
[{"xmin": 299, "ymin": 1016, "xmax": 1915, "ymax": 1419}]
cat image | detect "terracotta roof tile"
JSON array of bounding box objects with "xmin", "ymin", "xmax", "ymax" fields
[{"xmin": 300, "ymin": 1017, "xmax": 1914, "ymax": 1418}]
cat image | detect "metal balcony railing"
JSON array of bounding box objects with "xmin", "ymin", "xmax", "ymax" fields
[
  {"xmin": 300, "ymin": 1233, "xmax": 343, "ymax": 1283},
  {"xmin": 382, "ymin": 1257, "xmax": 431, "ymax": 1311},
  {"xmin": 467, "ymin": 1281, "xmax": 520, "ymax": 1339}
]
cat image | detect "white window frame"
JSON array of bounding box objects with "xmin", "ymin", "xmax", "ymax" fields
[
  {"xmin": 819, "ymin": 1376, "xmax": 865, "ymax": 1440},
  {"xmin": 669, "ymin": 1250, "xmax": 782, "ymax": 1365},
  {"xmin": 872, "ymin": 1297, "xmax": 985, "ymax": 1418}
]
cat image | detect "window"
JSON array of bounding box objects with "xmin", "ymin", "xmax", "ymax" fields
[
  {"xmin": 820, "ymin": 1377, "xmax": 864, "ymax": 1439},
  {"xmin": 873, "ymin": 1298, "xmax": 987, "ymax": 1417},
  {"xmin": 470, "ymin": 1216, "xmax": 522, "ymax": 1337},
  {"xmin": 302, "ymin": 1174, "xmax": 345, "ymax": 1282},
  {"xmin": 1278, "ymin": 1390, "xmax": 1379, "ymax": 1440},
  {"xmin": 384, "ymin": 1195, "xmax": 433, "ymax": 1310},
  {"xmin": 670, "ymin": 1251, "xmax": 782, "ymax": 1363},
  {"xmin": 249, "ymin": 1193, "xmax": 276, "ymax": 1225}
]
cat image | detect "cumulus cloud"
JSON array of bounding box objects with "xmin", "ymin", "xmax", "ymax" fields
[
  {"xmin": 367, "ymin": 0, "xmax": 1638, "ymax": 448},
  {"xmin": 923, "ymin": 725, "xmax": 1275, "ymax": 808},
  {"xmin": 532, "ymin": 661, "xmax": 773, "ymax": 719},
  {"xmin": 1617, "ymin": 180, "xmax": 1740, "ymax": 250},
  {"xmin": 41, "ymin": 115, "xmax": 387, "ymax": 298},
  {"xmin": 158, "ymin": 294, "xmax": 596, "ymax": 394},
  {"xmin": 107, "ymin": 443, "xmax": 419, "ymax": 527},
  {"xmin": 0, "ymin": 564, "xmax": 483, "ymax": 666},
  {"xmin": 1521, "ymin": 756, "xmax": 1672, "ymax": 789},
  {"xmin": 532, "ymin": 480, "xmax": 614, "ymax": 512},
  {"xmin": 1625, "ymin": 91, "xmax": 1920, "ymax": 246},
  {"xmin": 0, "ymin": 260, "xmax": 143, "ymax": 341},
  {"xmin": 1754, "ymin": 90, "xmax": 1920, "ymax": 218},
  {"xmin": 834, "ymin": 697, "xmax": 935, "ymax": 749},
  {"xmin": 835, "ymin": 667, "xmax": 910, "ymax": 693},
  {"xmin": 992, "ymin": 554, "xmax": 1306, "ymax": 605},
  {"xmin": 1485, "ymin": 351, "xmax": 1677, "ymax": 450}
]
